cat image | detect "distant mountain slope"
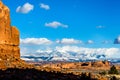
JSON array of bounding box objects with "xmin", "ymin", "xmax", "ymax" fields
[{"xmin": 21, "ymin": 50, "xmax": 120, "ymax": 62}]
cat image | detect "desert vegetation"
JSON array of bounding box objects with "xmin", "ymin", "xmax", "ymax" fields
[{"xmin": 108, "ymin": 65, "xmax": 119, "ymax": 74}]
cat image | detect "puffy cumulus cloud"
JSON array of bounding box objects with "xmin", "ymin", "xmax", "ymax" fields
[
  {"xmin": 56, "ymin": 46, "xmax": 80, "ymax": 53},
  {"xmin": 56, "ymin": 38, "xmax": 82, "ymax": 44},
  {"xmin": 40, "ymin": 3, "xmax": 50, "ymax": 10},
  {"xmin": 36, "ymin": 48, "xmax": 52, "ymax": 53},
  {"xmin": 20, "ymin": 38, "xmax": 52, "ymax": 45},
  {"xmin": 87, "ymin": 40, "xmax": 94, "ymax": 44},
  {"xmin": 16, "ymin": 3, "xmax": 34, "ymax": 14},
  {"xmin": 45, "ymin": 21, "xmax": 68, "ymax": 28},
  {"xmin": 114, "ymin": 36, "xmax": 120, "ymax": 44}
]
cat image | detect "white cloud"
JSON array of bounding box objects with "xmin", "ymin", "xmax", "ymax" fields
[
  {"xmin": 20, "ymin": 47, "xmax": 28, "ymax": 56},
  {"xmin": 87, "ymin": 40, "xmax": 94, "ymax": 44},
  {"xmin": 20, "ymin": 38, "xmax": 52, "ymax": 45},
  {"xmin": 56, "ymin": 46, "xmax": 80, "ymax": 53},
  {"xmin": 40, "ymin": 3, "xmax": 50, "ymax": 10},
  {"xmin": 56, "ymin": 38, "xmax": 82, "ymax": 44},
  {"xmin": 45, "ymin": 21, "xmax": 68, "ymax": 28},
  {"xmin": 16, "ymin": 3, "xmax": 34, "ymax": 14},
  {"xmin": 114, "ymin": 36, "xmax": 120, "ymax": 44}
]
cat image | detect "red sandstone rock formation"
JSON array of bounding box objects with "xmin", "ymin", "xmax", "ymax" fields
[{"xmin": 0, "ymin": 1, "xmax": 27, "ymax": 69}]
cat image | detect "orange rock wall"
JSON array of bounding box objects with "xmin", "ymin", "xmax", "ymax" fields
[{"xmin": 0, "ymin": 1, "xmax": 20, "ymax": 61}]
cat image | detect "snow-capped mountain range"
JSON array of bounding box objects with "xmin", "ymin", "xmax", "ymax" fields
[{"xmin": 21, "ymin": 49, "xmax": 120, "ymax": 63}]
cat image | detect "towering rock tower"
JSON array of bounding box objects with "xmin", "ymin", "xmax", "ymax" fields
[{"xmin": 0, "ymin": 1, "xmax": 22, "ymax": 69}]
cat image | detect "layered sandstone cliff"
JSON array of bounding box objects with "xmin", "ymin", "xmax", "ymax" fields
[{"xmin": 0, "ymin": 1, "xmax": 27, "ymax": 69}]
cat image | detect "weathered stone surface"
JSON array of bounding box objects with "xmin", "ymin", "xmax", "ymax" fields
[
  {"xmin": 0, "ymin": 60, "xmax": 6, "ymax": 69},
  {"xmin": 42, "ymin": 61, "xmax": 111, "ymax": 72},
  {"xmin": 11, "ymin": 26, "xmax": 20, "ymax": 46},
  {"xmin": 91, "ymin": 61, "xmax": 110, "ymax": 67},
  {"xmin": 0, "ymin": 1, "xmax": 25, "ymax": 69}
]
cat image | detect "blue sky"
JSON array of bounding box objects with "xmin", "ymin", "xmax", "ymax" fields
[
  {"xmin": 2, "ymin": 0, "xmax": 120, "ymax": 59},
  {"xmin": 2, "ymin": 0, "xmax": 120, "ymax": 40}
]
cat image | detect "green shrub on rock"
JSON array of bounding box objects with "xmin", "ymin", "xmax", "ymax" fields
[{"xmin": 108, "ymin": 65, "xmax": 119, "ymax": 74}]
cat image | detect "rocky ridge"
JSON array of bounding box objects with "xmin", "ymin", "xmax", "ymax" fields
[{"xmin": 41, "ymin": 61, "xmax": 110, "ymax": 70}]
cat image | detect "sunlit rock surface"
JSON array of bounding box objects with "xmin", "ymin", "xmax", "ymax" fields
[{"xmin": 0, "ymin": 1, "xmax": 32, "ymax": 69}]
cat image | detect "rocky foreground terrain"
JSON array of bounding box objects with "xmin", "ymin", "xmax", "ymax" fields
[
  {"xmin": 28, "ymin": 61, "xmax": 120, "ymax": 80},
  {"xmin": 0, "ymin": 60, "xmax": 120, "ymax": 80}
]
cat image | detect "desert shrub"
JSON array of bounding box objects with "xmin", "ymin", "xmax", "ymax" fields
[
  {"xmin": 99, "ymin": 71, "xmax": 107, "ymax": 75},
  {"xmin": 108, "ymin": 65, "xmax": 119, "ymax": 74}
]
